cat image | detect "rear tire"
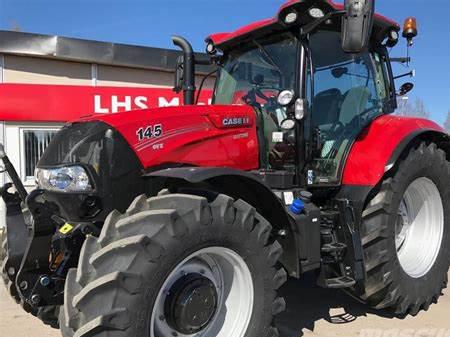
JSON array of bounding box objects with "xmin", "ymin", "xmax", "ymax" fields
[
  {"xmin": 358, "ymin": 143, "xmax": 450, "ymax": 315},
  {"xmin": 60, "ymin": 193, "xmax": 287, "ymax": 337}
]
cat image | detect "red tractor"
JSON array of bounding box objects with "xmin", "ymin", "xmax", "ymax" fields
[{"xmin": 1, "ymin": 1, "xmax": 449, "ymax": 337}]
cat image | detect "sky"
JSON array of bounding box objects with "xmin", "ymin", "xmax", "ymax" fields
[{"xmin": 0, "ymin": 0, "xmax": 449, "ymax": 124}]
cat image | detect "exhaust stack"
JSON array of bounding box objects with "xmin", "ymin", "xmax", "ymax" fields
[{"xmin": 172, "ymin": 36, "xmax": 196, "ymax": 105}]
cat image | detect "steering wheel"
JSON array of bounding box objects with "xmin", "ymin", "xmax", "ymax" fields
[
  {"xmin": 242, "ymin": 89, "xmax": 261, "ymax": 109},
  {"xmin": 255, "ymin": 86, "xmax": 279, "ymax": 102},
  {"xmin": 243, "ymin": 86, "xmax": 280, "ymax": 110}
]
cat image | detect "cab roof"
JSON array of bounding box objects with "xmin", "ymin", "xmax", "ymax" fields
[{"xmin": 207, "ymin": 0, "xmax": 400, "ymax": 49}]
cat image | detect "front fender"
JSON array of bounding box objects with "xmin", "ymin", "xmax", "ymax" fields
[
  {"xmin": 146, "ymin": 167, "xmax": 301, "ymax": 277},
  {"xmin": 342, "ymin": 115, "xmax": 448, "ymax": 186}
]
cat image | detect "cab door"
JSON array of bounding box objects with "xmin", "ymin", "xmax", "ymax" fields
[{"xmin": 306, "ymin": 30, "xmax": 389, "ymax": 186}]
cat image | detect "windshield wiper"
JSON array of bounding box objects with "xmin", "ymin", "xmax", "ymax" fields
[{"xmin": 252, "ymin": 40, "xmax": 283, "ymax": 78}]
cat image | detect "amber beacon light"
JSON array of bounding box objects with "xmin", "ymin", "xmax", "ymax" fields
[{"xmin": 403, "ymin": 17, "xmax": 418, "ymax": 45}]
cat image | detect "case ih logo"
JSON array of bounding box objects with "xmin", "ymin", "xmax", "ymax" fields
[{"xmin": 222, "ymin": 117, "xmax": 251, "ymax": 127}]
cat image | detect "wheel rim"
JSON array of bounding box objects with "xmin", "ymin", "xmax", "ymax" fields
[
  {"xmin": 396, "ymin": 177, "xmax": 444, "ymax": 278},
  {"xmin": 150, "ymin": 247, "xmax": 254, "ymax": 337}
]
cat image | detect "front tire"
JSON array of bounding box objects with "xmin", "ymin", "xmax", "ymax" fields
[
  {"xmin": 358, "ymin": 143, "xmax": 450, "ymax": 315},
  {"xmin": 61, "ymin": 193, "xmax": 287, "ymax": 337}
]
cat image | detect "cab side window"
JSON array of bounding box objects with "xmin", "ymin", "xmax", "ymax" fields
[
  {"xmin": 313, "ymin": 52, "xmax": 383, "ymax": 128},
  {"xmin": 373, "ymin": 52, "xmax": 390, "ymax": 103}
]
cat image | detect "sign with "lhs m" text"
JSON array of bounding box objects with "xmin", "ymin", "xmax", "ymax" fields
[{"xmin": 0, "ymin": 84, "xmax": 212, "ymax": 122}]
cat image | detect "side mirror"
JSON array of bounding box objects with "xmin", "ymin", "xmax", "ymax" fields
[
  {"xmin": 398, "ymin": 82, "xmax": 414, "ymax": 96},
  {"xmin": 341, "ymin": 0, "xmax": 375, "ymax": 53}
]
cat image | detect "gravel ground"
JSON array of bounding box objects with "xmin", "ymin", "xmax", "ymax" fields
[{"xmin": 1, "ymin": 272, "xmax": 449, "ymax": 337}]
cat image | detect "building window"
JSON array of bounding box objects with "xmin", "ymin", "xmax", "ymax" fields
[{"xmin": 22, "ymin": 129, "xmax": 59, "ymax": 182}]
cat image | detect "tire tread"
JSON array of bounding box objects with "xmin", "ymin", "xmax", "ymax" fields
[
  {"xmin": 357, "ymin": 142, "xmax": 450, "ymax": 314},
  {"xmin": 62, "ymin": 193, "xmax": 286, "ymax": 337}
]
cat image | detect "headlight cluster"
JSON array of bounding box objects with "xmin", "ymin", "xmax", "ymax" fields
[{"xmin": 35, "ymin": 166, "xmax": 93, "ymax": 193}]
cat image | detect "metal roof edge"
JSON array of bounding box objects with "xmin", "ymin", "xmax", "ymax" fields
[{"xmin": 0, "ymin": 30, "xmax": 212, "ymax": 73}]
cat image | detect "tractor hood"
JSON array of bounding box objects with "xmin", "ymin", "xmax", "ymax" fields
[
  {"xmin": 50, "ymin": 105, "xmax": 260, "ymax": 171},
  {"xmin": 36, "ymin": 104, "xmax": 259, "ymax": 220}
]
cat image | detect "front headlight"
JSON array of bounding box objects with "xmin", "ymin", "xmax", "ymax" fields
[{"xmin": 35, "ymin": 166, "xmax": 93, "ymax": 193}]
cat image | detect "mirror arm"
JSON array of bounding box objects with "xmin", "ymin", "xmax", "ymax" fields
[
  {"xmin": 394, "ymin": 70, "xmax": 415, "ymax": 80},
  {"xmin": 390, "ymin": 57, "xmax": 411, "ymax": 64}
]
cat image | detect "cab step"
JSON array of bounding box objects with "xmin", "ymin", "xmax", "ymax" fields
[{"xmin": 323, "ymin": 276, "xmax": 356, "ymax": 289}]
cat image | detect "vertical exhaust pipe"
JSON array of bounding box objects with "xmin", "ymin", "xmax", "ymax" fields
[{"xmin": 172, "ymin": 36, "xmax": 196, "ymax": 105}]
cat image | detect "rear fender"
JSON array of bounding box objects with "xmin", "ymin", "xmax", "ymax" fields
[
  {"xmin": 146, "ymin": 167, "xmax": 300, "ymax": 277},
  {"xmin": 342, "ymin": 115, "xmax": 448, "ymax": 187},
  {"xmin": 386, "ymin": 130, "xmax": 450, "ymax": 171},
  {"xmin": 339, "ymin": 126, "xmax": 449, "ymax": 289}
]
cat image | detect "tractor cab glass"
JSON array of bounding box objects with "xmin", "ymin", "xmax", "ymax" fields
[
  {"xmin": 307, "ymin": 30, "xmax": 387, "ymax": 185},
  {"xmin": 214, "ymin": 33, "xmax": 298, "ymax": 170}
]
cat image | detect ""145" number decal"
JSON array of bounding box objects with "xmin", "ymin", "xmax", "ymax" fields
[{"xmin": 136, "ymin": 124, "xmax": 163, "ymax": 141}]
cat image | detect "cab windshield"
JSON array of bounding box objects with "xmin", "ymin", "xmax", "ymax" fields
[
  {"xmin": 214, "ymin": 34, "xmax": 299, "ymax": 170},
  {"xmin": 214, "ymin": 33, "xmax": 298, "ymax": 107}
]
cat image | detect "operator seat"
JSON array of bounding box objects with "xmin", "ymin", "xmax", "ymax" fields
[
  {"xmin": 339, "ymin": 87, "xmax": 370, "ymax": 125},
  {"xmin": 320, "ymin": 86, "xmax": 370, "ymax": 173},
  {"xmin": 312, "ymin": 88, "xmax": 343, "ymax": 131}
]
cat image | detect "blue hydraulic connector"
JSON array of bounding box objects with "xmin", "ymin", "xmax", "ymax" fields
[{"xmin": 290, "ymin": 199, "xmax": 305, "ymax": 215}]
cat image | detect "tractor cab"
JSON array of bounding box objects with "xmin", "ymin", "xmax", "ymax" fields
[{"xmin": 192, "ymin": 0, "xmax": 413, "ymax": 188}]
